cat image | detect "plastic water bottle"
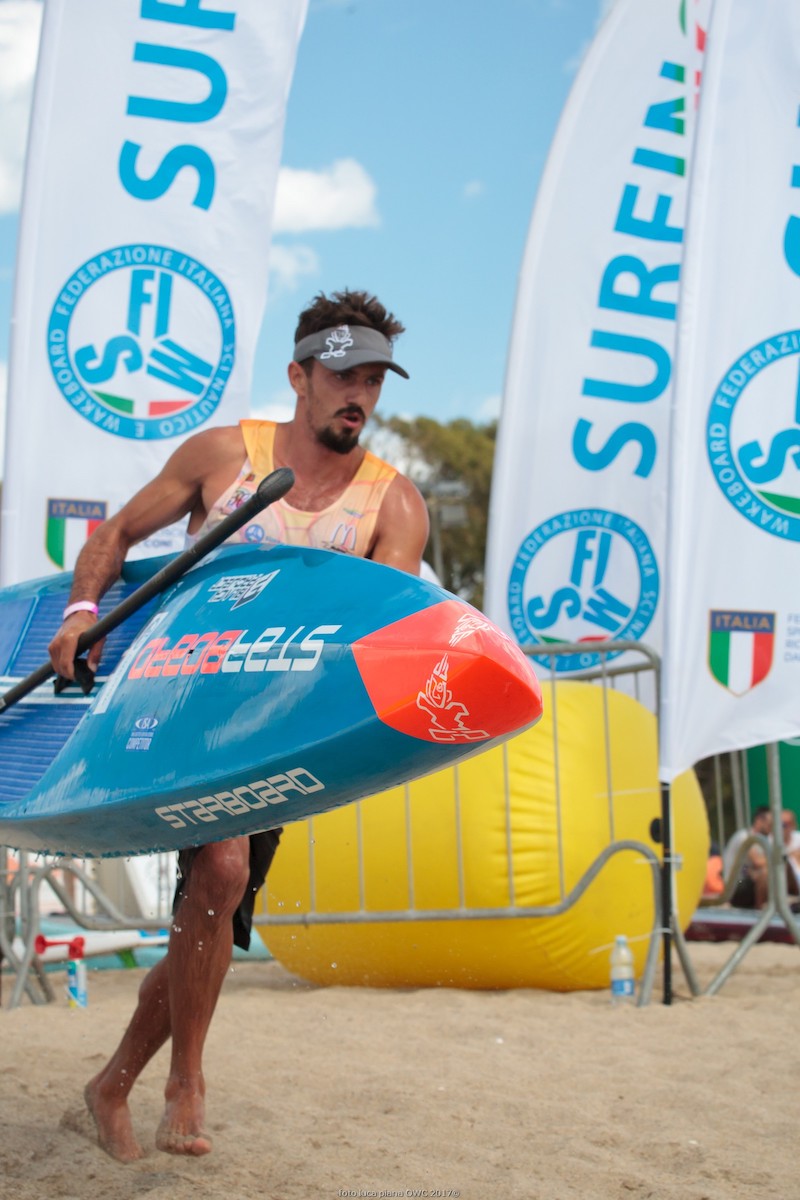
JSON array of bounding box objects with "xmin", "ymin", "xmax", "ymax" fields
[
  {"xmin": 610, "ymin": 934, "xmax": 635, "ymax": 1006},
  {"xmin": 67, "ymin": 952, "xmax": 88, "ymax": 1009}
]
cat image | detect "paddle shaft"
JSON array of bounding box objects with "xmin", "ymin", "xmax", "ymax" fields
[{"xmin": 0, "ymin": 467, "xmax": 295, "ymax": 713}]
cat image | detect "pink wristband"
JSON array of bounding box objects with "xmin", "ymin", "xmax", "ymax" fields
[{"xmin": 63, "ymin": 601, "xmax": 99, "ymax": 620}]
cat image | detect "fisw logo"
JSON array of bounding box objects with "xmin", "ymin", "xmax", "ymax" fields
[
  {"xmin": 47, "ymin": 243, "xmax": 235, "ymax": 441},
  {"xmin": 707, "ymin": 332, "xmax": 800, "ymax": 541},
  {"xmin": 507, "ymin": 509, "xmax": 659, "ymax": 673},
  {"xmin": 320, "ymin": 324, "xmax": 354, "ymax": 360}
]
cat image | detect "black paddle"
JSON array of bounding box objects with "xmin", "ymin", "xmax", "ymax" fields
[{"xmin": 0, "ymin": 467, "xmax": 295, "ymax": 715}]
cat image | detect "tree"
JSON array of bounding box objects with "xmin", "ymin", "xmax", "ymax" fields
[{"xmin": 367, "ymin": 414, "xmax": 496, "ymax": 609}]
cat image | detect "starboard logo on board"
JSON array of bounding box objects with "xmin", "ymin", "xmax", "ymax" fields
[{"xmin": 208, "ymin": 573, "xmax": 279, "ymax": 609}]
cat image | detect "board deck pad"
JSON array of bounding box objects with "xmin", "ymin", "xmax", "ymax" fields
[
  {"xmin": 0, "ymin": 567, "xmax": 160, "ymax": 804},
  {"xmin": 0, "ymin": 545, "xmax": 542, "ymax": 857}
]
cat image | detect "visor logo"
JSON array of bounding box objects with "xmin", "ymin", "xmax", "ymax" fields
[{"xmin": 320, "ymin": 324, "xmax": 354, "ymax": 360}]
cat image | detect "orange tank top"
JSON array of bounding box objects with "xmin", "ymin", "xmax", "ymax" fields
[{"xmin": 191, "ymin": 419, "xmax": 397, "ymax": 556}]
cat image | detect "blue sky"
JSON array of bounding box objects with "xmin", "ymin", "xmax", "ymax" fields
[{"xmin": 0, "ymin": 0, "xmax": 608, "ymax": 464}]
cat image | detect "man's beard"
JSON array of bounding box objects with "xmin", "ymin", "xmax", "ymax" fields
[{"xmin": 315, "ymin": 423, "xmax": 361, "ymax": 454}]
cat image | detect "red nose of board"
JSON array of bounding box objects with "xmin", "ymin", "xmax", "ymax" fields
[{"xmin": 351, "ymin": 599, "xmax": 543, "ymax": 744}]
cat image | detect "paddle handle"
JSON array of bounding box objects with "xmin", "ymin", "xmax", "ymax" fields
[{"xmin": 0, "ymin": 468, "xmax": 294, "ymax": 713}]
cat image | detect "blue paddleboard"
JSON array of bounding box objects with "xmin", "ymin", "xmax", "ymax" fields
[{"xmin": 0, "ymin": 544, "xmax": 542, "ymax": 857}]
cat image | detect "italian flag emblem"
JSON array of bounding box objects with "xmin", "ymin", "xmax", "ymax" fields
[
  {"xmin": 46, "ymin": 498, "xmax": 107, "ymax": 570},
  {"xmin": 708, "ymin": 610, "xmax": 775, "ymax": 696}
]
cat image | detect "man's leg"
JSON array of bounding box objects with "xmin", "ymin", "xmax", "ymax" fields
[
  {"xmin": 155, "ymin": 836, "xmax": 250, "ymax": 1156},
  {"xmin": 84, "ymin": 956, "xmax": 171, "ymax": 1161},
  {"xmin": 85, "ymin": 837, "xmax": 250, "ymax": 1161}
]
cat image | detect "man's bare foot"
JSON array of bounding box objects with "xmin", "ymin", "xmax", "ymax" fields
[
  {"xmin": 155, "ymin": 1089, "xmax": 212, "ymax": 1156},
  {"xmin": 84, "ymin": 1078, "xmax": 145, "ymax": 1162}
]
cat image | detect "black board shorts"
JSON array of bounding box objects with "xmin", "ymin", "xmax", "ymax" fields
[
  {"xmin": 173, "ymin": 828, "xmax": 283, "ymax": 951},
  {"xmin": 730, "ymin": 874, "xmax": 757, "ymax": 909}
]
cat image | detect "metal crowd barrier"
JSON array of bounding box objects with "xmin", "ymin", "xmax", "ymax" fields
[
  {"xmin": 671, "ymin": 741, "xmax": 800, "ymax": 997},
  {"xmin": 0, "ymin": 851, "xmax": 174, "ymax": 1009}
]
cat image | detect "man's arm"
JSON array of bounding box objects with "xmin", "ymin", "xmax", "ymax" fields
[
  {"xmin": 369, "ymin": 474, "xmax": 430, "ymax": 576},
  {"xmin": 48, "ymin": 427, "xmax": 241, "ymax": 678}
]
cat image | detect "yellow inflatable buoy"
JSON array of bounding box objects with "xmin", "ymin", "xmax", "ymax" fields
[{"xmin": 257, "ymin": 683, "xmax": 707, "ymax": 990}]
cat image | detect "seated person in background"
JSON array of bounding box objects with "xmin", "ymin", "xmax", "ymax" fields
[
  {"xmin": 782, "ymin": 809, "xmax": 800, "ymax": 856},
  {"xmin": 723, "ymin": 806, "xmax": 771, "ymax": 909},
  {"xmin": 723, "ymin": 808, "xmax": 800, "ymax": 909},
  {"xmin": 781, "ymin": 811, "xmax": 800, "ymax": 903},
  {"xmin": 702, "ymin": 842, "xmax": 725, "ymax": 899}
]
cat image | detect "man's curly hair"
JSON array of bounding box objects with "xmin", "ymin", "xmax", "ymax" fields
[{"xmin": 294, "ymin": 289, "xmax": 405, "ymax": 344}]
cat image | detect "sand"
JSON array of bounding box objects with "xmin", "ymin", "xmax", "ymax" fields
[{"xmin": 1, "ymin": 940, "xmax": 797, "ymax": 1200}]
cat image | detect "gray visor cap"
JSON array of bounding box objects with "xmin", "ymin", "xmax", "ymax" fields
[{"xmin": 293, "ymin": 324, "xmax": 409, "ymax": 379}]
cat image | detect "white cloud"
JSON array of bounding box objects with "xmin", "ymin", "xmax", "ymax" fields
[
  {"xmin": 267, "ymin": 242, "xmax": 320, "ymax": 297},
  {"xmin": 477, "ymin": 393, "xmax": 501, "ymax": 423},
  {"xmin": 266, "ymin": 162, "xmax": 379, "ymax": 292},
  {"xmin": 364, "ymin": 424, "xmax": 435, "ymax": 486},
  {"xmin": 0, "ymin": 1, "xmax": 43, "ymax": 215},
  {"xmin": 251, "ymin": 390, "xmax": 296, "ymax": 424},
  {"xmin": 463, "ymin": 180, "xmax": 485, "ymax": 200},
  {"xmin": 564, "ymin": 39, "xmax": 591, "ymax": 75},
  {"xmin": 273, "ymin": 159, "xmax": 380, "ymax": 233},
  {"xmin": 565, "ymin": 0, "xmax": 613, "ymax": 74}
]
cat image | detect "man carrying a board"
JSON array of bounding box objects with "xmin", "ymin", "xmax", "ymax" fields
[{"xmin": 48, "ymin": 289, "xmax": 429, "ymax": 1162}]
